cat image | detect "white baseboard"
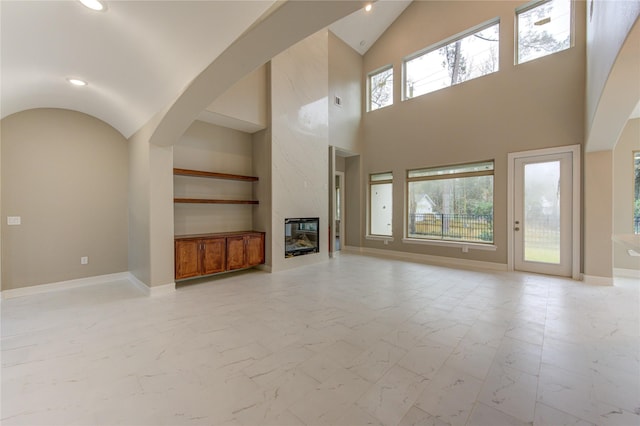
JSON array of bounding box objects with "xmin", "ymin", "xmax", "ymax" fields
[
  {"xmin": 1, "ymin": 272, "xmax": 131, "ymax": 300},
  {"xmin": 613, "ymin": 268, "xmax": 640, "ymax": 278},
  {"xmin": 582, "ymin": 274, "xmax": 614, "ymax": 286},
  {"xmin": 1, "ymin": 272, "xmax": 177, "ymax": 299},
  {"xmin": 127, "ymin": 273, "xmax": 175, "ymax": 296},
  {"xmin": 342, "ymin": 245, "xmax": 507, "ymax": 272}
]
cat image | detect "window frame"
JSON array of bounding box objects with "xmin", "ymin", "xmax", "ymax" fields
[
  {"xmin": 368, "ymin": 171, "xmax": 394, "ymax": 238},
  {"xmin": 367, "ymin": 64, "xmax": 394, "ymax": 112},
  {"xmin": 515, "ymin": 0, "xmax": 574, "ymax": 65},
  {"xmin": 402, "ymin": 17, "xmax": 500, "ymax": 101},
  {"xmin": 405, "ymin": 160, "xmax": 496, "ymax": 246},
  {"xmin": 634, "ymin": 150, "xmax": 640, "ymax": 234}
]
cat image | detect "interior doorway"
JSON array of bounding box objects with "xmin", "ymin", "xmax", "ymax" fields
[
  {"xmin": 335, "ymin": 171, "xmax": 345, "ymax": 252},
  {"xmin": 329, "ymin": 147, "xmax": 361, "ymax": 257},
  {"xmin": 508, "ymin": 145, "xmax": 581, "ymax": 279}
]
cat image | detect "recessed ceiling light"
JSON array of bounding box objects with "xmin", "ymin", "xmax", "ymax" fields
[
  {"xmin": 67, "ymin": 78, "xmax": 88, "ymax": 87},
  {"xmin": 365, "ymin": 3, "xmax": 373, "ymax": 12},
  {"xmin": 79, "ymin": 0, "xmax": 106, "ymax": 12}
]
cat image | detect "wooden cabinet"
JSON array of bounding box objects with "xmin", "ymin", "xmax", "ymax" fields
[
  {"xmin": 175, "ymin": 237, "xmax": 226, "ymax": 280},
  {"xmin": 175, "ymin": 231, "xmax": 264, "ymax": 280},
  {"xmin": 175, "ymin": 239, "xmax": 200, "ymax": 280},
  {"xmin": 246, "ymin": 233, "xmax": 265, "ymax": 266},
  {"xmin": 201, "ymin": 238, "xmax": 227, "ymax": 275},
  {"xmin": 173, "ymin": 168, "xmax": 265, "ymax": 281},
  {"xmin": 226, "ymin": 233, "xmax": 265, "ymax": 271}
]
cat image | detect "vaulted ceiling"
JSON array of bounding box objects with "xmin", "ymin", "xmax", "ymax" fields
[{"xmin": 1, "ymin": 0, "xmax": 410, "ymax": 139}]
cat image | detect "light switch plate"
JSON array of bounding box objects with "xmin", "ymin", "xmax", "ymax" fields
[{"xmin": 7, "ymin": 216, "xmax": 21, "ymax": 225}]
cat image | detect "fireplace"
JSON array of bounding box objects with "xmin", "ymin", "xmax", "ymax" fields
[{"xmin": 285, "ymin": 217, "xmax": 319, "ymax": 257}]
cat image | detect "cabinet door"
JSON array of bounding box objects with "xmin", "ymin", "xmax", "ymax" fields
[
  {"xmin": 246, "ymin": 233, "xmax": 265, "ymax": 266},
  {"xmin": 201, "ymin": 238, "xmax": 226, "ymax": 275},
  {"xmin": 175, "ymin": 240, "xmax": 200, "ymax": 280},
  {"xmin": 226, "ymin": 236, "xmax": 247, "ymax": 271}
]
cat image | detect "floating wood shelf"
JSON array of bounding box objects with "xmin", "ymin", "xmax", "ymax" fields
[
  {"xmin": 173, "ymin": 168, "xmax": 258, "ymax": 182},
  {"xmin": 174, "ymin": 198, "xmax": 259, "ymax": 205}
]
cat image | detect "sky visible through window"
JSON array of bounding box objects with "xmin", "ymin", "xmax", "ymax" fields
[
  {"xmin": 517, "ymin": 0, "xmax": 571, "ymax": 64},
  {"xmin": 405, "ymin": 22, "xmax": 499, "ymax": 99}
]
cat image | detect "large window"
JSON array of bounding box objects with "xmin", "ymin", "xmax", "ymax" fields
[
  {"xmin": 516, "ymin": 0, "xmax": 572, "ymax": 64},
  {"xmin": 635, "ymin": 152, "xmax": 640, "ymax": 234},
  {"xmin": 404, "ymin": 20, "xmax": 499, "ymax": 99},
  {"xmin": 368, "ymin": 66, "xmax": 393, "ymax": 111},
  {"xmin": 369, "ymin": 172, "xmax": 393, "ymax": 236},
  {"xmin": 407, "ymin": 161, "xmax": 494, "ymax": 243}
]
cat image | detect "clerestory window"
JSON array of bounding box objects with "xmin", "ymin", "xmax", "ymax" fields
[
  {"xmin": 404, "ymin": 20, "xmax": 500, "ymax": 99},
  {"xmin": 367, "ymin": 65, "xmax": 393, "ymax": 111},
  {"xmin": 516, "ymin": 0, "xmax": 572, "ymax": 64}
]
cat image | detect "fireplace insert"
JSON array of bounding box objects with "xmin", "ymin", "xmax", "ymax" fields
[{"xmin": 285, "ymin": 217, "xmax": 319, "ymax": 257}]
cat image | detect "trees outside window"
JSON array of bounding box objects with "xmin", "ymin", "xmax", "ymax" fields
[
  {"xmin": 407, "ymin": 161, "xmax": 494, "ymax": 243},
  {"xmin": 404, "ymin": 21, "xmax": 499, "ymax": 99},
  {"xmin": 517, "ymin": 0, "xmax": 571, "ymax": 64},
  {"xmin": 368, "ymin": 66, "xmax": 393, "ymax": 111}
]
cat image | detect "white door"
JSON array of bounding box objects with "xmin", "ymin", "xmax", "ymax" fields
[{"xmin": 513, "ymin": 151, "xmax": 574, "ymax": 277}]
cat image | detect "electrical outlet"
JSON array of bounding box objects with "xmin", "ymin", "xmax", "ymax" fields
[
  {"xmin": 7, "ymin": 216, "xmax": 21, "ymax": 225},
  {"xmin": 81, "ymin": 256, "xmax": 89, "ymax": 265},
  {"xmin": 462, "ymin": 246, "xmax": 469, "ymax": 253}
]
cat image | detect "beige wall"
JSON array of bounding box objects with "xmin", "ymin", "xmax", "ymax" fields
[
  {"xmin": 174, "ymin": 121, "xmax": 255, "ymax": 236},
  {"xmin": 584, "ymin": 150, "xmax": 614, "ymax": 279},
  {"xmin": 128, "ymin": 117, "xmax": 153, "ymax": 286},
  {"xmin": 329, "ymin": 32, "xmax": 363, "ymax": 154},
  {"xmin": 128, "ymin": 111, "xmax": 175, "ymax": 288},
  {"xmin": 360, "ymin": 0, "xmax": 586, "ymax": 265},
  {"xmin": 1, "ymin": 108, "xmax": 129, "ymax": 290},
  {"xmin": 253, "ymin": 127, "xmax": 273, "ymax": 267},
  {"xmin": 270, "ymin": 30, "xmax": 330, "ymax": 271},
  {"xmin": 345, "ymin": 155, "xmax": 363, "ymax": 248},
  {"xmin": 613, "ymin": 118, "xmax": 640, "ymax": 270},
  {"xmin": 205, "ymin": 64, "xmax": 268, "ymax": 131}
]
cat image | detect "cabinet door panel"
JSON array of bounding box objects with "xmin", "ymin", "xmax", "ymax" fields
[
  {"xmin": 175, "ymin": 240, "xmax": 200, "ymax": 280},
  {"xmin": 226, "ymin": 236, "xmax": 247, "ymax": 270},
  {"xmin": 246, "ymin": 234, "xmax": 265, "ymax": 266},
  {"xmin": 201, "ymin": 238, "xmax": 226, "ymax": 275}
]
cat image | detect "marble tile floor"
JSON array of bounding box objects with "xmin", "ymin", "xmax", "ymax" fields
[{"xmin": 2, "ymin": 253, "xmax": 639, "ymax": 426}]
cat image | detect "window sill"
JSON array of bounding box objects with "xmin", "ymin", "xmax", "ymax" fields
[
  {"xmin": 402, "ymin": 238, "xmax": 496, "ymax": 251},
  {"xmin": 366, "ymin": 235, "xmax": 394, "ymax": 242}
]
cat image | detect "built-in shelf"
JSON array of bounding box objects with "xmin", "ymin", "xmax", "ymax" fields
[
  {"xmin": 174, "ymin": 198, "xmax": 259, "ymax": 205},
  {"xmin": 173, "ymin": 168, "xmax": 258, "ymax": 182},
  {"xmin": 173, "ymin": 168, "xmax": 259, "ymax": 205}
]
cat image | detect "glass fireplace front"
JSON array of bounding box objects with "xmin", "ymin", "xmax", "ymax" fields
[{"xmin": 285, "ymin": 217, "xmax": 319, "ymax": 257}]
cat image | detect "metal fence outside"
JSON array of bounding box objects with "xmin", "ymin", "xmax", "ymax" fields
[
  {"xmin": 635, "ymin": 216, "xmax": 640, "ymax": 234},
  {"xmin": 408, "ymin": 213, "xmax": 493, "ymax": 242}
]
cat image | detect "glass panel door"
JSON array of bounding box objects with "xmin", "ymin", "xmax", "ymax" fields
[
  {"xmin": 523, "ymin": 161, "xmax": 561, "ymax": 264},
  {"xmin": 514, "ymin": 152, "xmax": 572, "ymax": 276}
]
